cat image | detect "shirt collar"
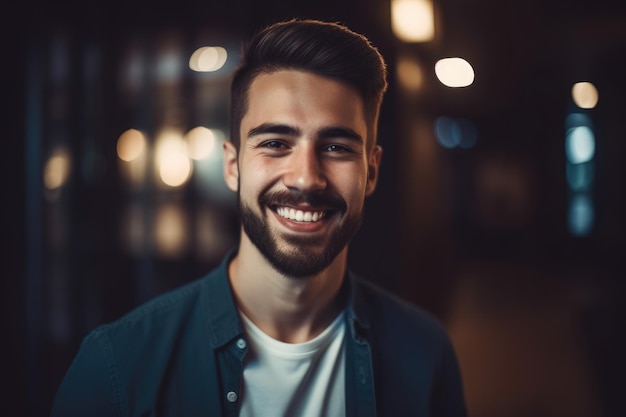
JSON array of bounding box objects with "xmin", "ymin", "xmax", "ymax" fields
[
  {"xmin": 345, "ymin": 270, "xmax": 371, "ymax": 341},
  {"xmin": 202, "ymin": 248, "xmax": 244, "ymax": 349},
  {"xmin": 202, "ymin": 249, "xmax": 371, "ymax": 348}
]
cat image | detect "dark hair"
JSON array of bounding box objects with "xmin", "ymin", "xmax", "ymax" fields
[{"xmin": 230, "ymin": 19, "xmax": 388, "ymax": 151}]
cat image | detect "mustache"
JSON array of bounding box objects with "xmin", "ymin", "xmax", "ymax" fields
[{"xmin": 259, "ymin": 189, "xmax": 346, "ymax": 212}]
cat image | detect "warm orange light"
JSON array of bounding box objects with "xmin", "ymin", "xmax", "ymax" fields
[
  {"xmin": 391, "ymin": 0, "xmax": 435, "ymax": 42},
  {"xmin": 155, "ymin": 129, "xmax": 192, "ymax": 187},
  {"xmin": 572, "ymin": 82, "xmax": 599, "ymax": 109},
  {"xmin": 155, "ymin": 204, "xmax": 188, "ymax": 257},
  {"xmin": 44, "ymin": 147, "xmax": 72, "ymax": 190},
  {"xmin": 189, "ymin": 47, "xmax": 228, "ymax": 72},
  {"xmin": 397, "ymin": 56, "xmax": 424, "ymax": 92},
  {"xmin": 117, "ymin": 129, "xmax": 146, "ymax": 162},
  {"xmin": 185, "ymin": 127, "xmax": 216, "ymax": 160}
]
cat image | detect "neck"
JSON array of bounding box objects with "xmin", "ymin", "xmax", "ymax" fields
[{"xmin": 228, "ymin": 233, "xmax": 348, "ymax": 343}]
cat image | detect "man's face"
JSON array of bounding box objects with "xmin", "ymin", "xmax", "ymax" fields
[{"xmin": 224, "ymin": 70, "xmax": 382, "ymax": 278}]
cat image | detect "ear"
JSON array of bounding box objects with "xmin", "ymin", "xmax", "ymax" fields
[
  {"xmin": 365, "ymin": 145, "xmax": 382, "ymax": 196},
  {"xmin": 223, "ymin": 141, "xmax": 239, "ymax": 192}
]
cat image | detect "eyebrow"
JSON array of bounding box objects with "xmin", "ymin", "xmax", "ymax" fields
[
  {"xmin": 247, "ymin": 123, "xmax": 363, "ymax": 144},
  {"xmin": 247, "ymin": 123, "xmax": 300, "ymax": 139}
]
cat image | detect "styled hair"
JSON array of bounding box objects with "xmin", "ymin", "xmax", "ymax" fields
[{"xmin": 230, "ymin": 19, "xmax": 388, "ymax": 151}]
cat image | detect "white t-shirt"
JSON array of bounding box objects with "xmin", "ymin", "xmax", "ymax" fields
[{"xmin": 238, "ymin": 311, "xmax": 346, "ymax": 417}]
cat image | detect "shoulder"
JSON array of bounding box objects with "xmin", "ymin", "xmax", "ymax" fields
[
  {"xmin": 351, "ymin": 274, "xmax": 446, "ymax": 336},
  {"xmin": 87, "ymin": 264, "xmax": 229, "ymax": 357},
  {"xmin": 99, "ymin": 275, "xmax": 206, "ymax": 334},
  {"xmin": 349, "ymin": 275, "xmax": 465, "ymax": 386},
  {"xmin": 348, "ymin": 274, "xmax": 468, "ymax": 416},
  {"xmin": 349, "ymin": 274, "xmax": 453, "ymax": 360}
]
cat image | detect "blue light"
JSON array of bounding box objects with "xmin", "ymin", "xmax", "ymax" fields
[
  {"xmin": 565, "ymin": 112, "xmax": 592, "ymax": 130},
  {"xmin": 435, "ymin": 117, "xmax": 460, "ymax": 148},
  {"xmin": 566, "ymin": 161, "xmax": 594, "ymax": 191},
  {"xmin": 565, "ymin": 126, "xmax": 595, "ymax": 164},
  {"xmin": 568, "ymin": 194, "xmax": 594, "ymax": 236},
  {"xmin": 434, "ymin": 117, "xmax": 477, "ymax": 149}
]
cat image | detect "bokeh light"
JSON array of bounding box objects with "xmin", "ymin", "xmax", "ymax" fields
[
  {"xmin": 568, "ymin": 194, "xmax": 594, "ymax": 236},
  {"xmin": 155, "ymin": 130, "xmax": 192, "ymax": 187},
  {"xmin": 391, "ymin": 0, "xmax": 435, "ymax": 42},
  {"xmin": 565, "ymin": 112, "xmax": 593, "ymax": 131},
  {"xmin": 396, "ymin": 56, "xmax": 424, "ymax": 93},
  {"xmin": 566, "ymin": 162, "xmax": 594, "ymax": 191},
  {"xmin": 572, "ymin": 82, "xmax": 599, "ymax": 109},
  {"xmin": 44, "ymin": 146, "xmax": 72, "ymax": 190},
  {"xmin": 191, "ymin": 130, "xmax": 233, "ymax": 202},
  {"xmin": 435, "ymin": 57, "xmax": 475, "ymax": 87},
  {"xmin": 154, "ymin": 203, "xmax": 188, "ymax": 257},
  {"xmin": 434, "ymin": 117, "xmax": 478, "ymax": 149},
  {"xmin": 189, "ymin": 47, "xmax": 228, "ymax": 72},
  {"xmin": 117, "ymin": 128, "xmax": 146, "ymax": 162},
  {"xmin": 185, "ymin": 126, "xmax": 216, "ymax": 160},
  {"xmin": 565, "ymin": 126, "xmax": 595, "ymax": 164}
]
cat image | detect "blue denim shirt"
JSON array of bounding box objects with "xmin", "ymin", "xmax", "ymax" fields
[{"xmin": 52, "ymin": 251, "xmax": 466, "ymax": 416}]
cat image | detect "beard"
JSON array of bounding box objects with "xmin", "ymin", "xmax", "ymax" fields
[{"xmin": 238, "ymin": 188, "xmax": 363, "ymax": 279}]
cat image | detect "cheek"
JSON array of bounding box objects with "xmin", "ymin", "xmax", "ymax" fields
[
  {"xmin": 238, "ymin": 160, "xmax": 279, "ymax": 197},
  {"xmin": 334, "ymin": 169, "xmax": 368, "ymax": 205}
]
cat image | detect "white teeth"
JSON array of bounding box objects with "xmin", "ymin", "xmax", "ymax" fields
[{"xmin": 276, "ymin": 207, "xmax": 325, "ymax": 222}]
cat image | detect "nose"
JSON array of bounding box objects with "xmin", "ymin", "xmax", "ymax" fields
[{"xmin": 282, "ymin": 144, "xmax": 327, "ymax": 192}]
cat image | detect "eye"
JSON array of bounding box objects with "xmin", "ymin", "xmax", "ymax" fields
[
  {"xmin": 323, "ymin": 144, "xmax": 351, "ymax": 153},
  {"xmin": 260, "ymin": 140, "xmax": 287, "ymax": 150}
]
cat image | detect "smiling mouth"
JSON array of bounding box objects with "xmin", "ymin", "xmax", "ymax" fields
[{"xmin": 274, "ymin": 206, "xmax": 328, "ymax": 223}]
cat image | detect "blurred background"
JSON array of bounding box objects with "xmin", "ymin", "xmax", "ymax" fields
[{"xmin": 2, "ymin": 0, "xmax": 625, "ymax": 416}]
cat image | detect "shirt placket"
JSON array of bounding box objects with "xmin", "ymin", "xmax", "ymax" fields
[
  {"xmin": 217, "ymin": 336, "xmax": 248, "ymax": 417},
  {"xmin": 345, "ymin": 312, "xmax": 377, "ymax": 417}
]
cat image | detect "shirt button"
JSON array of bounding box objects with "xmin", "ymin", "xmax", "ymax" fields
[
  {"xmin": 226, "ymin": 391, "xmax": 238, "ymax": 403},
  {"xmin": 236, "ymin": 338, "xmax": 247, "ymax": 349}
]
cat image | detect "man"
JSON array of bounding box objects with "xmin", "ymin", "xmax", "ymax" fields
[{"xmin": 52, "ymin": 19, "xmax": 466, "ymax": 417}]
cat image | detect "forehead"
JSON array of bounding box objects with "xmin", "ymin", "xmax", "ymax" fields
[{"xmin": 242, "ymin": 70, "xmax": 367, "ymax": 135}]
